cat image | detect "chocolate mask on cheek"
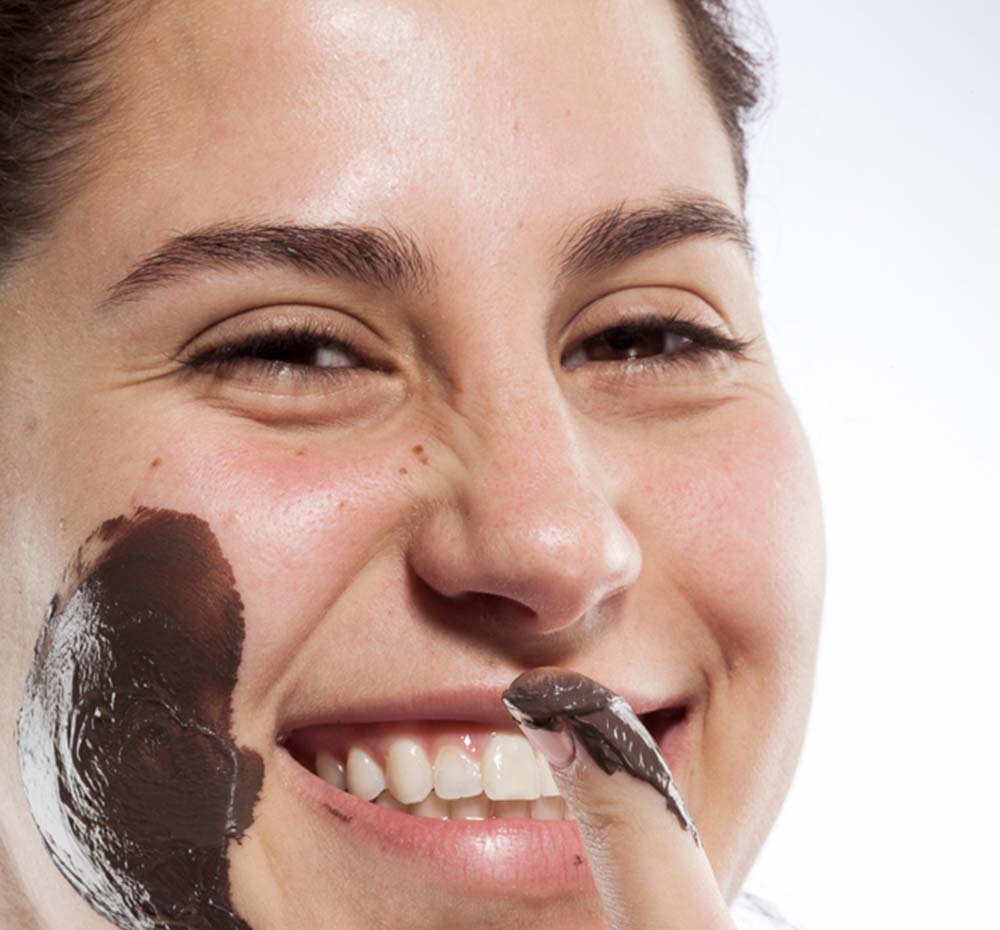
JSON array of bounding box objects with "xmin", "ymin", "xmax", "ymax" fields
[{"xmin": 17, "ymin": 508, "xmax": 263, "ymax": 930}]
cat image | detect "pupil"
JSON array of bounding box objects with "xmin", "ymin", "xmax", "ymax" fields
[
  {"xmin": 260, "ymin": 338, "xmax": 327, "ymax": 366},
  {"xmin": 598, "ymin": 327, "xmax": 661, "ymax": 360}
]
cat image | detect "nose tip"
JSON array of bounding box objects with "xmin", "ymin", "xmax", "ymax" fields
[
  {"xmin": 407, "ymin": 432, "xmax": 642, "ymax": 636},
  {"xmin": 504, "ymin": 518, "xmax": 641, "ymax": 628}
]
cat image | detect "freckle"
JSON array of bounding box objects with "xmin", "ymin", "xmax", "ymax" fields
[
  {"xmin": 398, "ymin": 467, "xmax": 408, "ymax": 476},
  {"xmin": 338, "ymin": 501, "xmax": 346, "ymax": 509},
  {"xmin": 25, "ymin": 417, "xmax": 38, "ymax": 434},
  {"xmin": 516, "ymin": 219, "xmax": 524, "ymax": 230},
  {"xmin": 412, "ymin": 444, "xmax": 424, "ymax": 456},
  {"xmin": 295, "ymin": 449, "xmax": 306, "ymax": 457},
  {"xmin": 512, "ymin": 119, "xmax": 519, "ymax": 133},
  {"xmin": 150, "ymin": 457, "xmax": 161, "ymax": 469}
]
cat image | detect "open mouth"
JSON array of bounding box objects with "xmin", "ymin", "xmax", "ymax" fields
[{"xmin": 280, "ymin": 706, "xmax": 687, "ymax": 822}]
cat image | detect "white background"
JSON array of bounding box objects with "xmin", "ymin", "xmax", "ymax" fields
[{"xmin": 743, "ymin": 1, "xmax": 999, "ymax": 927}]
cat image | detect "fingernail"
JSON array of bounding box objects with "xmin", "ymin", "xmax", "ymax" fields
[{"xmin": 515, "ymin": 722, "xmax": 575, "ymax": 770}]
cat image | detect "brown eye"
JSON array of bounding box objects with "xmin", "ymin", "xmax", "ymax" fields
[
  {"xmin": 184, "ymin": 322, "xmax": 373, "ymax": 382},
  {"xmin": 566, "ymin": 324, "xmax": 692, "ymax": 369},
  {"xmin": 561, "ymin": 312, "xmax": 753, "ymax": 374},
  {"xmin": 562, "ymin": 321, "xmax": 695, "ymax": 371},
  {"xmin": 227, "ymin": 334, "xmax": 358, "ymax": 369}
]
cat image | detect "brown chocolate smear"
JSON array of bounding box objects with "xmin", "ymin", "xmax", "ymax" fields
[
  {"xmin": 502, "ymin": 668, "xmax": 701, "ymax": 848},
  {"xmin": 17, "ymin": 508, "xmax": 263, "ymax": 930}
]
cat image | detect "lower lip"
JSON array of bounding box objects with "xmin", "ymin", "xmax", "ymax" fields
[{"xmin": 274, "ymin": 715, "xmax": 690, "ymax": 897}]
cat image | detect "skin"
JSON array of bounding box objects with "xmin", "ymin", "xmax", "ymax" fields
[{"xmin": 0, "ymin": 1, "xmax": 825, "ymax": 928}]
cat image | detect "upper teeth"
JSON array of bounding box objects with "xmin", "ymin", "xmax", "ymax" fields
[
  {"xmin": 386, "ymin": 739, "xmax": 433, "ymax": 804},
  {"xmin": 433, "ymin": 745, "xmax": 482, "ymax": 800},
  {"xmin": 313, "ymin": 732, "xmax": 569, "ymax": 821}
]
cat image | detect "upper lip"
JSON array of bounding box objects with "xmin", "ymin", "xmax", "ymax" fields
[{"xmin": 276, "ymin": 680, "xmax": 695, "ymax": 739}]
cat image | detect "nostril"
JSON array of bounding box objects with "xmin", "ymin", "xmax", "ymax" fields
[
  {"xmin": 463, "ymin": 591, "xmax": 537, "ymax": 625},
  {"xmin": 404, "ymin": 462, "xmax": 642, "ymax": 636}
]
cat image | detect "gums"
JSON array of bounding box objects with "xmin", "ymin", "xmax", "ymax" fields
[
  {"xmin": 16, "ymin": 508, "xmax": 262, "ymax": 930},
  {"xmin": 502, "ymin": 668, "xmax": 701, "ymax": 847}
]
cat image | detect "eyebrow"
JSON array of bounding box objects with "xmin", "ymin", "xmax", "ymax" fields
[
  {"xmin": 100, "ymin": 193, "xmax": 749, "ymax": 309},
  {"xmin": 101, "ymin": 222, "xmax": 434, "ymax": 309},
  {"xmin": 557, "ymin": 193, "xmax": 751, "ymax": 281}
]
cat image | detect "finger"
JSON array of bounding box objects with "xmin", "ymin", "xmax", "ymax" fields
[{"xmin": 503, "ymin": 668, "xmax": 735, "ymax": 930}]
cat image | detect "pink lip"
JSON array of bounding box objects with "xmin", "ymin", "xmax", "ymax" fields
[
  {"xmin": 274, "ymin": 704, "xmax": 692, "ymax": 897},
  {"xmin": 276, "ymin": 682, "xmax": 690, "ymax": 734}
]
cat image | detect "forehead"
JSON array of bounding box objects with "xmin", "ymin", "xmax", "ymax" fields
[{"xmin": 80, "ymin": 0, "xmax": 740, "ymax": 274}]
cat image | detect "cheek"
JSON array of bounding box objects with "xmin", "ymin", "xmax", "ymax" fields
[
  {"xmin": 624, "ymin": 401, "xmax": 825, "ymax": 888},
  {"xmin": 128, "ymin": 424, "xmax": 420, "ymax": 708},
  {"xmin": 629, "ymin": 401, "xmax": 825, "ymax": 670},
  {"xmin": 16, "ymin": 509, "xmax": 263, "ymax": 930}
]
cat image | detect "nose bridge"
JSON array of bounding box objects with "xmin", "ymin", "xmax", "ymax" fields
[
  {"xmin": 469, "ymin": 373, "xmax": 594, "ymax": 524},
  {"xmin": 411, "ymin": 366, "xmax": 642, "ymax": 632}
]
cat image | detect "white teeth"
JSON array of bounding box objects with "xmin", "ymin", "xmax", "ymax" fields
[
  {"xmin": 410, "ymin": 790, "xmax": 449, "ymax": 819},
  {"xmin": 536, "ymin": 751, "xmax": 560, "ymax": 797},
  {"xmin": 482, "ymin": 734, "xmax": 541, "ymax": 801},
  {"xmin": 346, "ymin": 747, "xmax": 386, "ymax": 801},
  {"xmin": 385, "ymin": 739, "xmax": 433, "ymax": 804},
  {"xmin": 433, "ymin": 745, "xmax": 482, "ymax": 800},
  {"xmin": 491, "ymin": 799, "xmax": 530, "ymax": 819},
  {"xmin": 449, "ymin": 794, "xmax": 490, "ymax": 820},
  {"xmin": 319, "ymin": 732, "xmax": 570, "ymax": 814},
  {"xmin": 374, "ymin": 790, "xmax": 409, "ymax": 812},
  {"xmin": 316, "ymin": 750, "xmax": 346, "ymax": 790},
  {"xmin": 530, "ymin": 796, "xmax": 565, "ymax": 821}
]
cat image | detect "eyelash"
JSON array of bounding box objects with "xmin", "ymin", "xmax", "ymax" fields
[
  {"xmin": 562, "ymin": 311, "xmax": 752, "ymax": 374},
  {"xmin": 183, "ymin": 313, "xmax": 752, "ymax": 382},
  {"xmin": 184, "ymin": 319, "xmax": 372, "ymax": 383}
]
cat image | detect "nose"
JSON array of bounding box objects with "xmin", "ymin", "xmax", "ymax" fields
[{"xmin": 407, "ymin": 379, "xmax": 642, "ymax": 637}]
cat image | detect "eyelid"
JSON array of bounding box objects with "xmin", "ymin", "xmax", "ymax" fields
[
  {"xmin": 562, "ymin": 309, "xmax": 753, "ymax": 370},
  {"xmin": 179, "ymin": 316, "xmax": 384, "ymax": 376},
  {"xmin": 173, "ymin": 318, "xmax": 407, "ymax": 427},
  {"xmin": 595, "ymin": 311, "xmax": 749, "ymax": 349}
]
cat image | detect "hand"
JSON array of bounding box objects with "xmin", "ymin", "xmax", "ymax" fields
[{"xmin": 503, "ymin": 668, "xmax": 736, "ymax": 930}]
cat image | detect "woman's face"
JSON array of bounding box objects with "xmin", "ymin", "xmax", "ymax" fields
[{"xmin": 0, "ymin": 1, "xmax": 825, "ymax": 928}]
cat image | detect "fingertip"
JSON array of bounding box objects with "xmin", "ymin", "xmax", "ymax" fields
[{"xmin": 513, "ymin": 718, "xmax": 576, "ymax": 770}]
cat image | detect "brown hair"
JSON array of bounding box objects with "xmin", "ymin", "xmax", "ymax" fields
[
  {"xmin": 0, "ymin": 0, "xmax": 770, "ymax": 274},
  {"xmin": 0, "ymin": 0, "xmax": 137, "ymax": 272},
  {"xmin": 674, "ymin": 0, "xmax": 771, "ymax": 194}
]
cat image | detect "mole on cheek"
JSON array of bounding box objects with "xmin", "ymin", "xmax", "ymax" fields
[{"xmin": 17, "ymin": 508, "xmax": 263, "ymax": 930}]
